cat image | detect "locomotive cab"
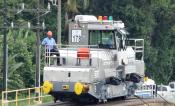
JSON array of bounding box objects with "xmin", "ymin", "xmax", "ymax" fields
[{"xmin": 43, "ymin": 15, "xmax": 144, "ymax": 103}]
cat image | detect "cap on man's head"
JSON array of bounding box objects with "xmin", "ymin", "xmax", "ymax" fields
[{"xmin": 47, "ymin": 31, "xmax": 52, "ymax": 36}]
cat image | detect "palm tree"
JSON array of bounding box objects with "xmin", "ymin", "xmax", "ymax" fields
[
  {"xmin": 63, "ymin": 0, "xmax": 89, "ymax": 43},
  {"xmin": 5, "ymin": 29, "xmax": 36, "ymax": 89},
  {"xmin": 65, "ymin": 0, "xmax": 89, "ymax": 19}
]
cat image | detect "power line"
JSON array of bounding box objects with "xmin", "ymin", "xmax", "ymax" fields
[
  {"xmin": 48, "ymin": 0, "xmax": 62, "ymax": 45},
  {"xmin": 0, "ymin": 0, "xmax": 50, "ymax": 102},
  {"xmin": 0, "ymin": 5, "xmax": 50, "ymax": 31}
]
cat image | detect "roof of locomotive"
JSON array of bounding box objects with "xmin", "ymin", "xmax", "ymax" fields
[{"xmin": 72, "ymin": 15, "xmax": 128, "ymax": 34}]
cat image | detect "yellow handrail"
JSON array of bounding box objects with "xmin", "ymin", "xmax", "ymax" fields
[
  {"xmin": 1, "ymin": 86, "xmax": 51, "ymax": 106},
  {"xmin": 2, "ymin": 90, "xmax": 4, "ymax": 106},
  {"xmin": 16, "ymin": 91, "xmax": 18, "ymax": 106},
  {"xmin": 28, "ymin": 88, "xmax": 31, "ymax": 106}
]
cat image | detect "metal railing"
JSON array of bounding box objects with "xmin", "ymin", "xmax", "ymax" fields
[
  {"xmin": 127, "ymin": 39, "xmax": 144, "ymax": 60},
  {"xmin": 1, "ymin": 86, "xmax": 51, "ymax": 106},
  {"xmin": 43, "ymin": 44, "xmax": 104, "ymax": 67},
  {"xmin": 135, "ymin": 84, "xmax": 156, "ymax": 98},
  {"xmin": 44, "ymin": 44, "xmax": 98, "ymax": 67},
  {"xmin": 43, "ymin": 42, "xmax": 144, "ymax": 67}
]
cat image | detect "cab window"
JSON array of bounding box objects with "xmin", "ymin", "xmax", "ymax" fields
[
  {"xmin": 170, "ymin": 84, "xmax": 174, "ymax": 89},
  {"xmin": 89, "ymin": 30, "xmax": 116, "ymax": 49}
]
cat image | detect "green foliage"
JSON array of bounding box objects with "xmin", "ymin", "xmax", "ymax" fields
[
  {"xmin": 1, "ymin": 0, "xmax": 175, "ymax": 91},
  {"xmin": 0, "ymin": 0, "xmax": 43, "ymax": 90},
  {"xmin": 7, "ymin": 29, "xmax": 36, "ymax": 89},
  {"xmin": 0, "ymin": 29, "xmax": 36, "ymax": 90},
  {"xmin": 84, "ymin": 0, "xmax": 175, "ymax": 84}
]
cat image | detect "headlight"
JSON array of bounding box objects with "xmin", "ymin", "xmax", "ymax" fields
[
  {"xmin": 74, "ymin": 82, "xmax": 89, "ymax": 95},
  {"xmin": 43, "ymin": 81, "xmax": 53, "ymax": 94}
]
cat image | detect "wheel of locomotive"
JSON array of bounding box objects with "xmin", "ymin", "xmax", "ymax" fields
[
  {"xmin": 74, "ymin": 96, "xmax": 98, "ymax": 104},
  {"xmin": 121, "ymin": 96, "xmax": 127, "ymax": 100}
]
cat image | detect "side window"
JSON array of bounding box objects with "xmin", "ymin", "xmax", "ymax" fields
[
  {"xmin": 162, "ymin": 87, "xmax": 167, "ymax": 91},
  {"xmin": 102, "ymin": 31, "xmax": 115, "ymax": 48},
  {"xmin": 157, "ymin": 87, "xmax": 161, "ymax": 91}
]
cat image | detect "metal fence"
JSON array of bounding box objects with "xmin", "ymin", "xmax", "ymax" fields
[
  {"xmin": 43, "ymin": 44, "xmax": 119, "ymax": 68},
  {"xmin": 1, "ymin": 86, "xmax": 51, "ymax": 106},
  {"xmin": 135, "ymin": 84, "xmax": 157, "ymax": 98}
]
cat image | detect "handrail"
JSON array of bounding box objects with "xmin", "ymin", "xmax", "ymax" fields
[
  {"xmin": 1, "ymin": 86, "xmax": 51, "ymax": 106},
  {"xmin": 135, "ymin": 84, "xmax": 157, "ymax": 98},
  {"xmin": 44, "ymin": 46, "xmax": 101, "ymax": 67},
  {"xmin": 127, "ymin": 39, "xmax": 144, "ymax": 60},
  {"xmin": 43, "ymin": 40, "xmax": 144, "ymax": 67}
]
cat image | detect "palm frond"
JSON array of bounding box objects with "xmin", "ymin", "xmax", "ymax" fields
[
  {"xmin": 83, "ymin": 0, "xmax": 89, "ymax": 10},
  {"xmin": 9, "ymin": 62, "xmax": 23, "ymax": 76},
  {"xmin": 66, "ymin": 0, "xmax": 78, "ymax": 13},
  {"xmin": 24, "ymin": 30, "xmax": 29, "ymax": 39}
]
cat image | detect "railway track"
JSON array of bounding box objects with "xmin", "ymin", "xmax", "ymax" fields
[
  {"xmin": 38, "ymin": 98, "xmax": 173, "ymax": 106},
  {"xmin": 37, "ymin": 101, "xmax": 77, "ymax": 106}
]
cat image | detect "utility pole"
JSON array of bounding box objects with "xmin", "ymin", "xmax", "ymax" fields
[
  {"xmin": 3, "ymin": 0, "xmax": 8, "ymax": 95},
  {"xmin": 48, "ymin": 0, "xmax": 61, "ymax": 45},
  {"xmin": 35, "ymin": 0, "xmax": 41, "ymax": 99},
  {"xmin": 57, "ymin": 0, "xmax": 61, "ymax": 45}
]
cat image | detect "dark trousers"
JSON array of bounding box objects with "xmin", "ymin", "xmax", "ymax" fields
[{"xmin": 46, "ymin": 49, "xmax": 60, "ymax": 65}]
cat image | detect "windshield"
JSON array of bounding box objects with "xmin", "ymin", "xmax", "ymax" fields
[
  {"xmin": 157, "ymin": 86, "xmax": 168, "ymax": 91},
  {"xmin": 169, "ymin": 84, "xmax": 174, "ymax": 89},
  {"xmin": 89, "ymin": 30, "xmax": 116, "ymax": 49}
]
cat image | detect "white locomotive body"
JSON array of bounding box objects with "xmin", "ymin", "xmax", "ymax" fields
[{"xmin": 43, "ymin": 15, "xmax": 144, "ymax": 103}]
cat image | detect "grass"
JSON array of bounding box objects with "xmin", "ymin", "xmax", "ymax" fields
[{"xmin": 1, "ymin": 94, "xmax": 53, "ymax": 106}]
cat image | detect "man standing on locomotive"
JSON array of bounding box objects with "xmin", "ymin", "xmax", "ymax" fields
[{"xmin": 42, "ymin": 31, "xmax": 60, "ymax": 65}]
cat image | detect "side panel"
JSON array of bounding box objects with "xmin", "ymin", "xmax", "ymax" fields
[
  {"xmin": 68, "ymin": 23, "xmax": 88, "ymax": 45},
  {"xmin": 107, "ymin": 84, "xmax": 127, "ymax": 98},
  {"xmin": 125, "ymin": 60, "xmax": 144, "ymax": 76},
  {"xmin": 125, "ymin": 65, "xmax": 136, "ymax": 74},
  {"xmin": 135, "ymin": 60, "xmax": 144, "ymax": 76},
  {"xmin": 43, "ymin": 67, "xmax": 92, "ymax": 83}
]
